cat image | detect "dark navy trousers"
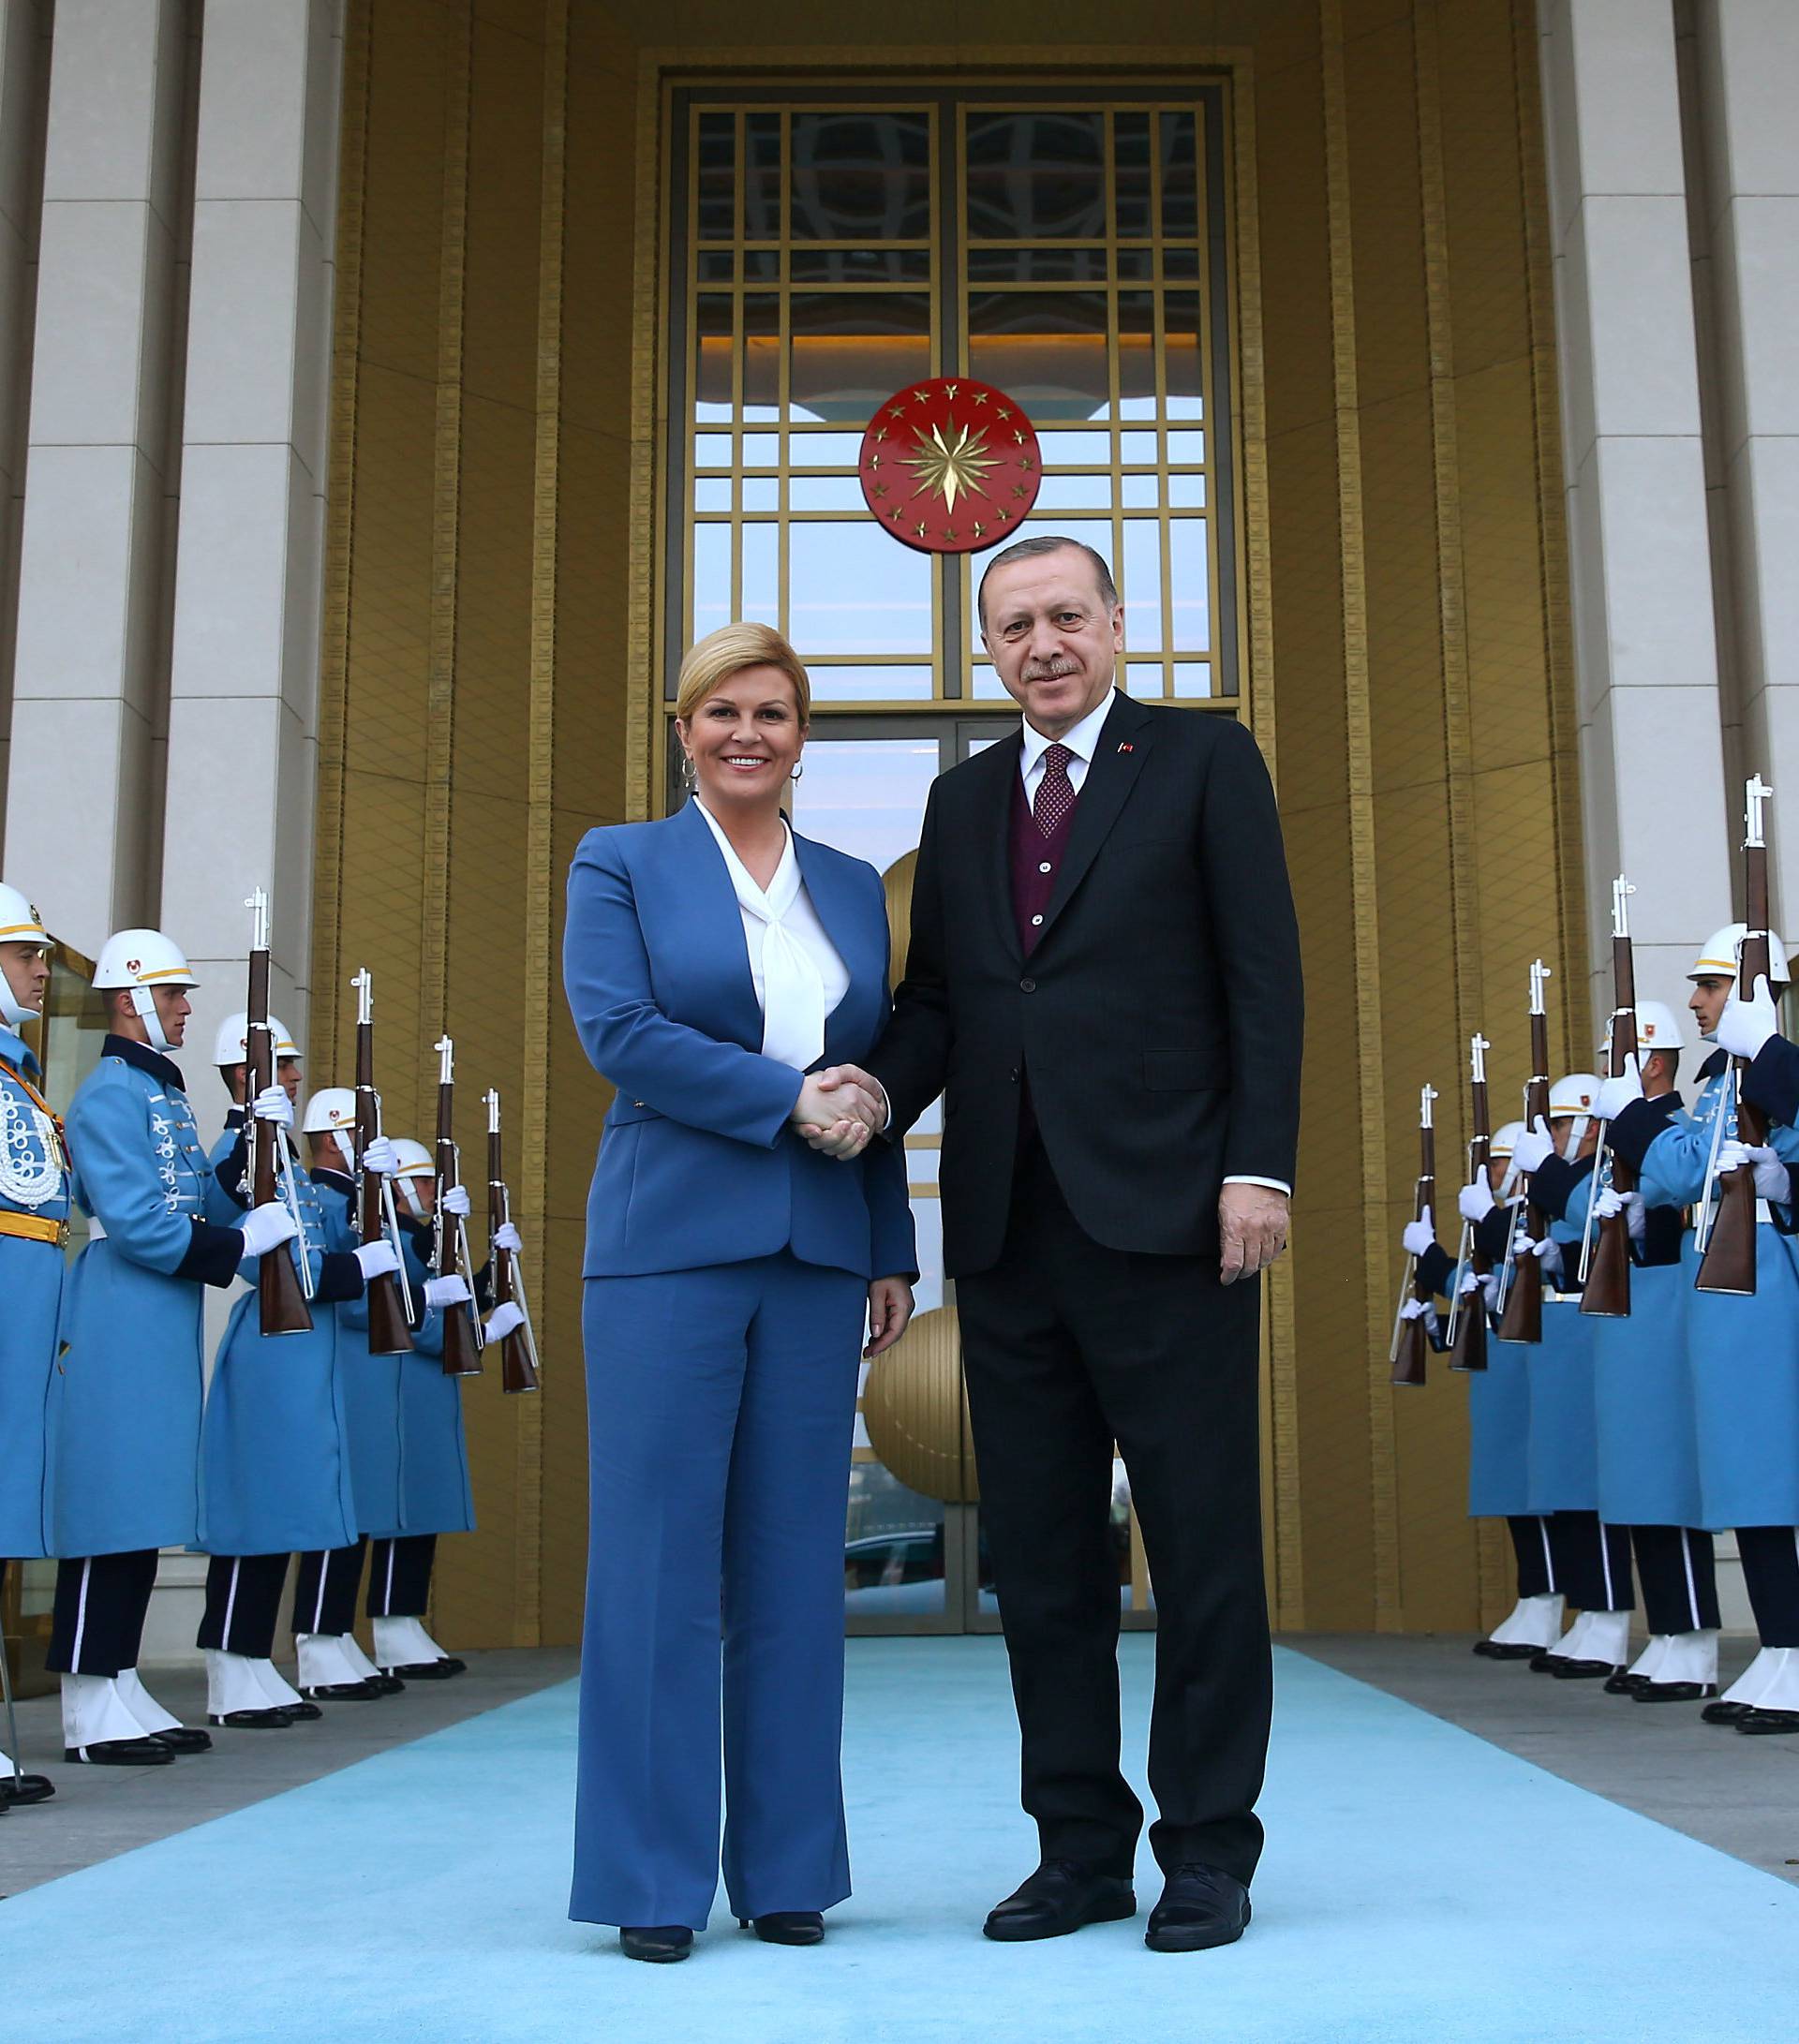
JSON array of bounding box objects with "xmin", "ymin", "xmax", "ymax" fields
[{"xmin": 570, "ymin": 1251, "xmax": 866, "ymax": 1931}]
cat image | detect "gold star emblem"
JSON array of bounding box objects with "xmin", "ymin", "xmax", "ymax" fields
[
  {"xmin": 997, "ymin": 407, "xmax": 1012, "ymax": 421},
  {"xmin": 903, "ymin": 418, "xmax": 1000, "ymax": 514},
  {"xmin": 1012, "ymin": 429, "xmax": 1025, "ymax": 445},
  {"xmin": 944, "ymin": 526, "xmax": 958, "ymax": 541},
  {"xmin": 1010, "ymin": 483, "xmax": 1027, "ymax": 498},
  {"xmin": 1018, "ymin": 456, "xmax": 1033, "ymax": 472},
  {"xmin": 888, "ymin": 402, "xmax": 907, "ymax": 417},
  {"xmin": 889, "ymin": 507, "xmax": 902, "ymax": 522},
  {"xmin": 973, "ymin": 521, "xmax": 986, "ymax": 539},
  {"xmin": 915, "ymin": 521, "xmax": 929, "ymax": 538},
  {"xmin": 869, "ymin": 454, "xmax": 882, "ymax": 469},
  {"xmin": 973, "ymin": 391, "xmax": 989, "ymax": 406},
  {"xmin": 912, "ymin": 389, "xmax": 931, "ymax": 404},
  {"xmin": 944, "ymin": 383, "xmax": 959, "ymax": 400},
  {"xmin": 872, "ymin": 482, "xmax": 888, "ymax": 499}
]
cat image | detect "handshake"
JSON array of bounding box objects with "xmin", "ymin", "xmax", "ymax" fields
[{"xmin": 790, "ymin": 1064, "xmax": 888, "ymax": 1161}]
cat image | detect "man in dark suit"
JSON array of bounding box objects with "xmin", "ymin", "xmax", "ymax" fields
[{"xmin": 810, "ymin": 535, "xmax": 1302, "ymax": 1954}]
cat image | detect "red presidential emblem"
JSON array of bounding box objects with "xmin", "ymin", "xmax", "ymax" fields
[{"xmin": 860, "ymin": 378, "xmax": 1042, "ymax": 555}]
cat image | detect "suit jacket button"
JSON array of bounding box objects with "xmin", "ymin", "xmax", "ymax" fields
[
  {"xmin": 1010, "ymin": 1068, "xmax": 1020, "ymax": 1083},
  {"xmin": 1019, "ymin": 977, "xmax": 1035, "ymax": 992}
]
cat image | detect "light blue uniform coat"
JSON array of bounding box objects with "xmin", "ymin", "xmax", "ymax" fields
[
  {"xmin": 51, "ymin": 1041, "xmax": 244, "ymax": 1555},
  {"xmin": 197, "ymin": 1116, "xmax": 367, "ymax": 1557},
  {"xmin": 311, "ymin": 1166, "xmax": 403, "ymax": 1540},
  {"xmin": 1523, "ymin": 1207, "xmax": 1599, "ymax": 1515},
  {"xmin": 393, "ymin": 1233, "xmax": 477, "ymax": 1536},
  {"xmin": 0, "ymin": 1023, "xmax": 69, "ymax": 1558},
  {"xmin": 1638, "ymin": 1053, "xmax": 1799, "ymax": 1529},
  {"xmin": 1562, "ymin": 1124, "xmax": 1704, "ymax": 1528}
]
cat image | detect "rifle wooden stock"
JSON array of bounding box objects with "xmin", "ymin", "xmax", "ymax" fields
[
  {"xmin": 1583, "ymin": 930, "xmax": 1639, "ymax": 1318},
  {"xmin": 1698, "ymin": 844, "xmax": 1772, "ymax": 1296},
  {"xmin": 1391, "ymin": 1103, "xmax": 1435, "ymax": 1389},
  {"xmin": 1449, "ymin": 1073, "xmax": 1490, "ymax": 1373},
  {"xmin": 245, "ymin": 937, "xmax": 311, "ymax": 1336},
  {"xmin": 487, "ymin": 1110, "xmax": 539, "ymax": 1396},
  {"xmin": 355, "ymin": 1011, "xmax": 412, "ymax": 1355},
  {"xmin": 435, "ymin": 1070, "xmax": 483, "ymax": 1379},
  {"xmin": 1498, "ymin": 1010, "xmax": 1551, "ymax": 1344}
]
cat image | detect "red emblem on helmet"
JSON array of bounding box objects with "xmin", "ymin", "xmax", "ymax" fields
[
  {"xmin": 126, "ymin": 958, "xmax": 141, "ymax": 974},
  {"xmin": 860, "ymin": 378, "xmax": 1042, "ymax": 555}
]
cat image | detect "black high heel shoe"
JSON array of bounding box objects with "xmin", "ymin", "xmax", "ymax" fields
[
  {"xmin": 619, "ymin": 1925, "xmax": 693, "ymax": 1963},
  {"xmin": 739, "ymin": 1911, "xmax": 825, "ymax": 1946}
]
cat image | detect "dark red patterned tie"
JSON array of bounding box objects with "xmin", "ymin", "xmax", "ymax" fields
[{"xmin": 1033, "ymin": 743, "xmax": 1075, "ymax": 837}]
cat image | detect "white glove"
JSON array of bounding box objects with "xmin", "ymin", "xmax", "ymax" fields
[
  {"xmin": 441, "ymin": 1183, "xmax": 470, "ymax": 1218},
  {"xmin": 353, "ymin": 1239, "xmax": 400, "ymax": 1281},
  {"xmin": 494, "ymin": 1222, "xmax": 523, "ymax": 1253},
  {"xmin": 360, "ymin": 1135, "xmax": 398, "ymax": 1177},
  {"xmin": 424, "ymin": 1274, "xmax": 471, "ymax": 1309},
  {"xmin": 1531, "ymin": 1237, "xmax": 1565, "ymax": 1282},
  {"xmin": 1402, "ymin": 1209, "xmax": 1435, "ymax": 1257},
  {"xmin": 1593, "ymin": 1186, "xmax": 1625, "ymax": 1222},
  {"xmin": 1718, "ymin": 1139, "xmax": 1792, "ymax": 1203},
  {"xmin": 1594, "ymin": 1185, "xmax": 1648, "ymax": 1242},
  {"xmin": 1479, "ymin": 1273, "xmax": 1502, "ymax": 1311},
  {"xmin": 1717, "ymin": 974, "xmax": 1780, "ymax": 1061},
  {"xmin": 239, "ymin": 1201, "xmax": 300, "ymax": 1257},
  {"xmin": 1458, "ymin": 1267, "xmax": 1481, "ymax": 1296},
  {"xmin": 1458, "ymin": 1178, "xmax": 1495, "ymax": 1223},
  {"xmin": 1595, "ymin": 1066, "xmax": 1644, "ymax": 1121},
  {"xmin": 1509, "ymin": 1118, "xmax": 1556, "ymax": 1175},
  {"xmin": 485, "ymin": 1300, "xmax": 527, "ymax": 1341},
  {"xmin": 251, "ymin": 1084, "xmax": 293, "ymax": 1129},
  {"xmin": 1399, "ymin": 1296, "xmax": 1429, "ymax": 1322}
]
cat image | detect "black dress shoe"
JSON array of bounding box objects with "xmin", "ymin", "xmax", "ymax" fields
[
  {"xmin": 1633, "ymin": 1681, "xmax": 1717, "ymax": 1703},
  {"xmin": 64, "ymin": 1738, "xmax": 174, "ymax": 1766},
  {"xmin": 1702, "ymin": 1698, "xmax": 1755, "ymax": 1725},
  {"xmin": 1146, "ymin": 1864, "xmax": 1253, "ymax": 1954},
  {"xmin": 208, "ymin": 1708, "xmax": 293, "ymax": 1728},
  {"xmin": 1475, "ymin": 1639, "xmax": 1543, "ymax": 1661},
  {"xmin": 1604, "ymin": 1671, "xmax": 1648, "ymax": 1696},
  {"xmin": 150, "ymin": 1726, "xmax": 213, "ymax": 1754},
  {"xmin": 738, "ymin": 1911, "xmax": 824, "ymax": 1946},
  {"xmin": 381, "ymin": 1660, "xmax": 457, "ymax": 1681},
  {"xmin": 1528, "ymin": 1651, "xmax": 1562, "ymax": 1672},
  {"xmin": 984, "ymin": 1859, "xmax": 1137, "ymax": 1942},
  {"xmin": 1549, "ymin": 1658, "xmax": 1622, "ymax": 1681},
  {"xmin": 1736, "ymin": 1708, "xmax": 1799, "ymax": 1735},
  {"xmin": 0, "ymin": 1772, "xmax": 56, "ymax": 1806},
  {"xmin": 366, "ymin": 1673, "xmax": 406, "ymax": 1696},
  {"xmin": 619, "ymin": 1925, "xmax": 692, "ymax": 1963},
  {"xmin": 281, "ymin": 1699, "xmax": 324, "ymax": 1721},
  {"xmin": 301, "ymin": 1681, "xmax": 384, "ymax": 1701}
]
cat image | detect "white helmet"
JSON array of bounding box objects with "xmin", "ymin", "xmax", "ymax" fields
[
  {"xmin": 1689, "ymin": 923, "xmax": 1792, "ymax": 988},
  {"xmin": 389, "ymin": 1136, "xmax": 434, "ymax": 1219},
  {"xmin": 1492, "ymin": 1118, "xmax": 1525, "ymax": 1197},
  {"xmin": 1548, "ymin": 1072, "xmax": 1599, "ymax": 1159},
  {"xmin": 301, "ymin": 1086, "xmax": 357, "ymax": 1169},
  {"xmin": 214, "ymin": 1011, "xmax": 300, "ymax": 1067},
  {"xmin": 1600, "ymin": 999, "xmax": 1686, "ymax": 1064},
  {"xmin": 93, "ymin": 927, "xmax": 197, "ymax": 1053},
  {"xmin": 0, "ymin": 881, "xmax": 52, "ymax": 1027}
]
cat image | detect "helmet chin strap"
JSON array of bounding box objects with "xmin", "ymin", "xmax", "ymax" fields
[
  {"xmin": 398, "ymin": 1177, "xmax": 424, "ymax": 1222},
  {"xmin": 1560, "ymin": 1116, "xmax": 1590, "ymax": 1162},
  {"xmin": 0, "ymin": 974, "xmax": 37, "ymax": 1029},
  {"xmin": 331, "ymin": 1131, "xmax": 355, "ymax": 1172},
  {"xmin": 129, "ymin": 984, "xmax": 175, "ymax": 1055}
]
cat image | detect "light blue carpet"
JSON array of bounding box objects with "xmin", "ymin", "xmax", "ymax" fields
[{"xmin": 8, "ymin": 1638, "xmax": 1798, "ymax": 2043}]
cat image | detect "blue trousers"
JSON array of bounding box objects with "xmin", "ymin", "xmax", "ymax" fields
[{"xmin": 570, "ymin": 1252, "xmax": 866, "ymax": 1931}]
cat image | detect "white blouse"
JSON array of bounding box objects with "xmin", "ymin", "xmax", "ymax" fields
[{"xmin": 692, "ymin": 800, "xmax": 850, "ymax": 1073}]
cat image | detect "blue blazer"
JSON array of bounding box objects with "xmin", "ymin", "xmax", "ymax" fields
[{"xmin": 564, "ymin": 800, "xmax": 918, "ymax": 1283}]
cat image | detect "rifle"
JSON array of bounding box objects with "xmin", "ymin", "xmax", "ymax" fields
[
  {"xmin": 1497, "ymin": 958, "xmax": 1553, "ymax": 1343},
  {"xmin": 1390, "ymin": 1083, "xmax": 1437, "ymax": 1389},
  {"xmin": 351, "ymin": 966, "xmax": 414, "ymax": 1355},
  {"xmin": 243, "ymin": 887, "xmax": 313, "ymax": 1336},
  {"xmin": 1448, "ymin": 1032, "xmax": 1492, "ymax": 1372},
  {"xmin": 1581, "ymin": 876, "xmax": 1638, "ymax": 1317},
  {"xmin": 1697, "ymin": 775, "xmax": 1775, "ymax": 1295},
  {"xmin": 432, "ymin": 1034, "xmax": 484, "ymax": 1378},
  {"xmin": 483, "ymin": 1087, "xmax": 541, "ymax": 1395}
]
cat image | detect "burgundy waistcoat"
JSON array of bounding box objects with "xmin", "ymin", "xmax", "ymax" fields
[{"xmin": 1009, "ymin": 764, "xmax": 1080, "ymax": 955}]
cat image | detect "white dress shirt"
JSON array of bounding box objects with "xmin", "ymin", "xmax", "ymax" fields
[
  {"xmin": 1017, "ymin": 693, "xmax": 1290, "ymax": 1200},
  {"xmin": 693, "ymin": 800, "xmax": 849, "ymax": 1073}
]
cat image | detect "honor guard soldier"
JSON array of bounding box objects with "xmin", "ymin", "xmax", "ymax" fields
[
  {"xmin": 1405, "ymin": 1124, "xmax": 1570, "ymax": 1657},
  {"xmin": 1505, "ymin": 1074, "xmax": 1639, "ymax": 1678},
  {"xmin": 290, "ymin": 1086, "xmax": 405, "ymax": 1699},
  {"xmin": 0, "ymin": 884, "xmax": 67, "ymax": 1806},
  {"xmin": 195, "ymin": 1019, "xmax": 403, "ymax": 1726},
  {"xmin": 1559, "ymin": 1003, "xmax": 1723, "ymax": 1701},
  {"xmin": 360, "ymin": 1138, "xmax": 485, "ymax": 1680},
  {"xmin": 1603, "ymin": 924, "xmax": 1799, "ymax": 1731},
  {"xmin": 48, "ymin": 931, "xmax": 299, "ymax": 1764}
]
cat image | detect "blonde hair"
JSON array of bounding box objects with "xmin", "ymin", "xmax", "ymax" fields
[{"xmin": 674, "ymin": 622, "xmax": 811, "ymax": 726}]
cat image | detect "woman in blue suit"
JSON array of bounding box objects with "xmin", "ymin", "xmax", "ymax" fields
[{"xmin": 563, "ymin": 622, "xmax": 916, "ymax": 1964}]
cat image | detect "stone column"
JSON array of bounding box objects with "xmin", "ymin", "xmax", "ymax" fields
[
  {"xmin": 0, "ymin": 2, "xmax": 47, "ymax": 842},
  {"xmin": 1539, "ymin": 0, "xmax": 1734, "ymax": 1030},
  {"xmin": 1689, "ymin": 0, "xmax": 1799, "ymax": 925},
  {"xmin": 158, "ymin": 0, "xmax": 343, "ymax": 1128},
  {"xmin": 1, "ymin": 0, "xmax": 188, "ymax": 952}
]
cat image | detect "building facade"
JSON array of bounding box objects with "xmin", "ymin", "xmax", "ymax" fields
[{"xmin": 0, "ymin": 0, "xmax": 1791, "ymax": 1653}]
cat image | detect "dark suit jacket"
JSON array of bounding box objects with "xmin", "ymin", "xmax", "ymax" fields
[{"xmin": 868, "ymin": 691, "xmax": 1303, "ymax": 1277}]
